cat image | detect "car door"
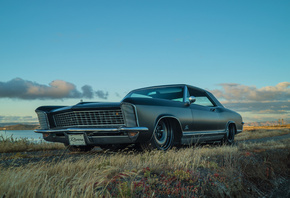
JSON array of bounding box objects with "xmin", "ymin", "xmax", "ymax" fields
[
  {"xmin": 186, "ymin": 87, "xmax": 221, "ymax": 132},
  {"xmin": 190, "ymin": 98, "xmax": 220, "ymax": 132}
]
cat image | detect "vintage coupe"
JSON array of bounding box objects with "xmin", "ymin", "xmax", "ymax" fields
[{"xmin": 35, "ymin": 84, "xmax": 243, "ymax": 151}]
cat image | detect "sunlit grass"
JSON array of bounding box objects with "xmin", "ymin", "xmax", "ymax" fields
[{"xmin": 236, "ymin": 125, "xmax": 290, "ymax": 141}]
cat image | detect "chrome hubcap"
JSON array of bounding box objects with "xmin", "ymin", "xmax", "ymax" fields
[{"xmin": 154, "ymin": 122, "xmax": 168, "ymax": 145}]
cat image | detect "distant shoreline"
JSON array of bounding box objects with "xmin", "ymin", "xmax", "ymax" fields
[{"xmin": 0, "ymin": 124, "xmax": 39, "ymax": 131}]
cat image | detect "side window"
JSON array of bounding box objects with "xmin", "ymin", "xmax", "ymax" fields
[
  {"xmin": 187, "ymin": 87, "xmax": 215, "ymax": 107},
  {"xmin": 194, "ymin": 96, "xmax": 214, "ymax": 107}
]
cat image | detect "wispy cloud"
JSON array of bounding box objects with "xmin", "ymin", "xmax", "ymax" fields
[
  {"xmin": 0, "ymin": 78, "xmax": 109, "ymax": 100},
  {"xmin": 95, "ymin": 90, "xmax": 109, "ymax": 100}
]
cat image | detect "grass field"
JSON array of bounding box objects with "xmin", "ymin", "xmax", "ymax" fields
[
  {"xmin": 236, "ymin": 125, "xmax": 290, "ymax": 141},
  {"xmin": 1, "ymin": 139, "xmax": 289, "ymax": 197},
  {"xmin": 0, "ymin": 126, "xmax": 289, "ymax": 197}
]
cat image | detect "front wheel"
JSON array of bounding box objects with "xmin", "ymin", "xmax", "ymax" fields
[{"xmin": 142, "ymin": 119, "xmax": 174, "ymax": 151}]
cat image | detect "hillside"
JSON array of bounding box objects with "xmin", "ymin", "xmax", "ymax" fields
[
  {"xmin": 244, "ymin": 120, "xmax": 289, "ymax": 126},
  {"xmin": 0, "ymin": 124, "xmax": 40, "ymax": 130}
]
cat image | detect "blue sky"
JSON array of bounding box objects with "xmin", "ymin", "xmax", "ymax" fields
[{"xmin": 0, "ymin": 0, "xmax": 289, "ymax": 123}]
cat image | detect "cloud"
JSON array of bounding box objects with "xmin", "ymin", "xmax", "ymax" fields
[
  {"xmin": 210, "ymin": 82, "xmax": 290, "ymax": 122},
  {"xmin": 221, "ymin": 101, "xmax": 290, "ymax": 114},
  {"xmin": 95, "ymin": 90, "xmax": 109, "ymax": 100},
  {"xmin": 0, "ymin": 78, "xmax": 108, "ymax": 100},
  {"xmin": 81, "ymin": 85, "xmax": 94, "ymax": 99},
  {"xmin": 211, "ymin": 82, "xmax": 290, "ymax": 102}
]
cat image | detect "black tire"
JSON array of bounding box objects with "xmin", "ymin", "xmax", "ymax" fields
[
  {"xmin": 222, "ymin": 124, "xmax": 235, "ymax": 145},
  {"xmin": 65, "ymin": 144, "xmax": 94, "ymax": 152},
  {"xmin": 142, "ymin": 119, "xmax": 174, "ymax": 151}
]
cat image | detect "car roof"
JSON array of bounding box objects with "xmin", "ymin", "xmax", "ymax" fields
[{"xmin": 130, "ymin": 84, "xmax": 207, "ymax": 93}]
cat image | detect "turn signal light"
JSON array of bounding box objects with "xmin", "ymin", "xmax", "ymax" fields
[
  {"xmin": 43, "ymin": 133, "xmax": 50, "ymax": 138},
  {"xmin": 128, "ymin": 132, "xmax": 139, "ymax": 137}
]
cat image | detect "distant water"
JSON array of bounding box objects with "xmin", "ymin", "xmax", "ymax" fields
[{"xmin": 0, "ymin": 130, "xmax": 44, "ymax": 143}]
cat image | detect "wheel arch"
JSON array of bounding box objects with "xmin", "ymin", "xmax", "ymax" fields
[
  {"xmin": 153, "ymin": 115, "xmax": 183, "ymax": 145},
  {"xmin": 226, "ymin": 121, "xmax": 237, "ymax": 134}
]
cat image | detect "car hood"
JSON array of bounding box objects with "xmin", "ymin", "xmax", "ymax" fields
[{"xmin": 51, "ymin": 102, "xmax": 121, "ymax": 113}]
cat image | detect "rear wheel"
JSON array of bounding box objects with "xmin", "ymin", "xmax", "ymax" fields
[
  {"xmin": 223, "ymin": 124, "xmax": 235, "ymax": 145},
  {"xmin": 142, "ymin": 119, "xmax": 174, "ymax": 151}
]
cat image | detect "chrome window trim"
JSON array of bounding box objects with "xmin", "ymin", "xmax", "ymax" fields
[{"xmin": 183, "ymin": 85, "xmax": 189, "ymax": 103}]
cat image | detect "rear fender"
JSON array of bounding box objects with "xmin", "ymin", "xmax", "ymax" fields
[{"xmin": 225, "ymin": 121, "xmax": 237, "ymax": 134}]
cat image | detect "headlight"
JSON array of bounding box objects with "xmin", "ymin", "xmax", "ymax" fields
[
  {"xmin": 36, "ymin": 111, "xmax": 50, "ymax": 129},
  {"xmin": 121, "ymin": 103, "xmax": 138, "ymax": 127}
]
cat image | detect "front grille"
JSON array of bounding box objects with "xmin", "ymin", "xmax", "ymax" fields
[{"xmin": 53, "ymin": 109, "xmax": 125, "ymax": 128}]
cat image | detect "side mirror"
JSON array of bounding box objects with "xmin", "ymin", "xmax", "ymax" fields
[
  {"xmin": 188, "ymin": 96, "xmax": 196, "ymax": 104},
  {"xmin": 186, "ymin": 96, "xmax": 196, "ymax": 106}
]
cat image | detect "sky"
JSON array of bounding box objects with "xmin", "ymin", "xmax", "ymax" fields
[{"xmin": 0, "ymin": 0, "xmax": 289, "ymax": 124}]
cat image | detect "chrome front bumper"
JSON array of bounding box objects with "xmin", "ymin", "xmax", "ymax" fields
[
  {"xmin": 35, "ymin": 127, "xmax": 148, "ymax": 133},
  {"xmin": 35, "ymin": 127, "xmax": 148, "ymax": 145}
]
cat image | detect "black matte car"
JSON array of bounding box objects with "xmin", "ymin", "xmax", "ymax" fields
[{"xmin": 35, "ymin": 84, "xmax": 243, "ymax": 151}]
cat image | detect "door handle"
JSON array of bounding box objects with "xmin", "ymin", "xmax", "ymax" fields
[{"xmin": 210, "ymin": 108, "xmax": 216, "ymax": 112}]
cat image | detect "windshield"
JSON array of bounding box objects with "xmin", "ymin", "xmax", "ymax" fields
[{"xmin": 125, "ymin": 87, "xmax": 184, "ymax": 102}]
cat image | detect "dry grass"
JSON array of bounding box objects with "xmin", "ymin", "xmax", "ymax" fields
[
  {"xmin": 1, "ymin": 139, "xmax": 289, "ymax": 197},
  {"xmin": 0, "ymin": 126, "xmax": 289, "ymax": 197},
  {"xmin": 243, "ymin": 124, "xmax": 290, "ymax": 130},
  {"xmin": 236, "ymin": 125, "xmax": 290, "ymax": 141},
  {"xmin": 0, "ymin": 135, "xmax": 65, "ymax": 153}
]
